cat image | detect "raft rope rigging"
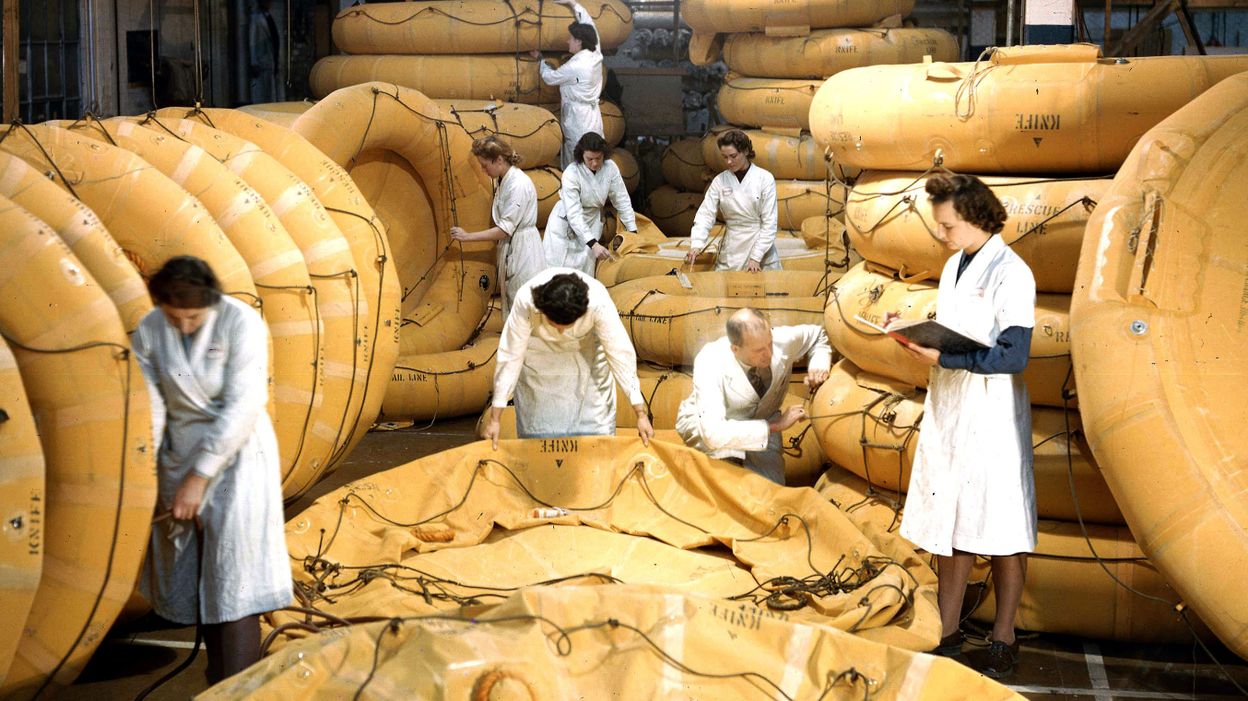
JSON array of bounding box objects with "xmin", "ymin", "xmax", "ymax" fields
[
  {"xmin": 954, "ymin": 47, "xmax": 998, "ymax": 121},
  {"xmin": 341, "ymin": 0, "xmax": 630, "ymax": 28},
  {"xmin": 0, "ymin": 332, "xmax": 136, "ymax": 701}
]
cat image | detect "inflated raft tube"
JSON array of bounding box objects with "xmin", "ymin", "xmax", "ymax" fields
[
  {"xmin": 209, "ymin": 584, "xmax": 1020, "ymax": 701},
  {"xmin": 682, "ymin": 0, "xmax": 914, "ymax": 34},
  {"xmin": 596, "ymin": 232, "xmax": 832, "ymax": 286},
  {"xmin": 645, "ymin": 184, "xmax": 702, "ymax": 238},
  {"xmin": 159, "ymin": 106, "xmax": 400, "ymax": 476},
  {"xmin": 74, "ymin": 116, "xmax": 334, "ymax": 499},
  {"xmin": 398, "ymin": 259, "xmax": 495, "ymax": 357},
  {"xmin": 0, "ymin": 151, "xmax": 149, "ymax": 331},
  {"xmin": 611, "ymin": 271, "xmax": 830, "ymax": 366},
  {"xmin": 538, "ymin": 99, "xmax": 625, "ymax": 145},
  {"xmin": 381, "ymin": 332, "xmax": 498, "ymax": 422},
  {"xmin": 0, "ymin": 202, "xmax": 155, "ymax": 698},
  {"xmin": 526, "ymin": 165, "xmax": 561, "ymax": 229},
  {"xmin": 846, "ymin": 171, "xmax": 1111, "ymax": 294},
  {"xmin": 273, "ymin": 436, "xmax": 941, "ymax": 651},
  {"xmin": 722, "ymin": 27, "xmax": 958, "ymax": 80},
  {"xmin": 809, "ymin": 360, "xmax": 1122, "ymax": 525},
  {"xmin": 293, "ymin": 83, "xmax": 495, "ymax": 355},
  {"xmin": 1070, "ymin": 71, "xmax": 1248, "ymax": 659},
  {"xmin": 718, "ymin": 75, "xmax": 822, "ymax": 130},
  {"xmin": 610, "ymin": 146, "xmax": 639, "ymax": 193},
  {"xmin": 310, "ymin": 54, "xmax": 575, "ymax": 104},
  {"xmin": 826, "ymin": 262, "xmax": 1074, "ymax": 408},
  {"xmin": 776, "ymin": 179, "xmax": 844, "ymax": 231},
  {"xmin": 811, "ymin": 44, "xmax": 1248, "ymax": 174},
  {"xmin": 436, "ymin": 99, "xmax": 562, "ymax": 169},
  {"xmin": 661, "ymin": 137, "xmax": 711, "ymax": 193},
  {"xmin": 0, "ymin": 124, "xmax": 256, "ymax": 298},
  {"xmin": 702, "ymin": 126, "xmax": 860, "ymax": 183},
  {"xmin": 331, "ymin": 0, "xmax": 633, "ymax": 55},
  {"xmin": 237, "ymin": 100, "xmax": 311, "ymax": 128},
  {"xmin": 0, "ymin": 340, "xmax": 44, "ymax": 684}
]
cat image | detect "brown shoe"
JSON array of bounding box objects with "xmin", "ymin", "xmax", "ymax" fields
[
  {"xmin": 931, "ymin": 630, "xmax": 964, "ymax": 658},
  {"xmin": 978, "ymin": 639, "xmax": 1019, "ymax": 679}
]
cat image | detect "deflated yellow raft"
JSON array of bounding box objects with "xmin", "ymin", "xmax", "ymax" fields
[
  {"xmin": 846, "ymin": 171, "xmax": 1110, "ymax": 293},
  {"xmin": 0, "ymin": 204, "xmax": 154, "ymax": 699},
  {"xmin": 611, "ymin": 271, "xmax": 830, "ymax": 366},
  {"xmin": 310, "ymin": 54, "xmax": 568, "ymax": 103},
  {"xmin": 1071, "ymin": 71, "xmax": 1248, "ymax": 659},
  {"xmin": 208, "ymin": 585, "xmax": 1020, "ymax": 701},
  {"xmin": 682, "ymin": 0, "xmax": 914, "ymax": 34},
  {"xmin": 718, "ymin": 75, "xmax": 822, "ymax": 130},
  {"xmin": 811, "ymin": 44, "xmax": 1248, "ymax": 173},
  {"xmin": 722, "ymin": 27, "xmax": 958, "ymax": 80},
  {"xmin": 596, "ymin": 231, "xmax": 833, "ymax": 285},
  {"xmin": 272, "ymin": 436, "xmax": 940, "ymax": 651},
  {"xmin": 331, "ymin": 0, "xmax": 633, "ymax": 55},
  {"xmin": 826, "ymin": 262, "xmax": 1074, "ymax": 408},
  {"xmin": 810, "ymin": 359, "xmax": 1121, "ymax": 525}
]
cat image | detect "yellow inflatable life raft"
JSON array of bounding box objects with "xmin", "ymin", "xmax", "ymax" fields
[
  {"xmin": 596, "ymin": 232, "xmax": 833, "ymax": 286},
  {"xmin": 661, "ymin": 137, "xmax": 712, "ymax": 193},
  {"xmin": 381, "ymin": 332, "xmax": 499, "ymax": 422},
  {"xmin": 645, "ymin": 184, "xmax": 702, "ymax": 238},
  {"xmin": 722, "ymin": 27, "xmax": 958, "ymax": 80},
  {"xmin": 331, "ymin": 0, "xmax": 633, "ymax": 55},
  {"xmin": 718, "ymin": 75, "xmax": 822, "ymax": 130},
  {"xmin": 702, "ymin": 126, "xmax": 858, "ymax": 183},
  {"xmin": 811, "ymin": 44, "xmax": 1248, "ymax": 173},
  {"xmin": 610, "ymin": 146, "xmax": 640, "ymax": 193},
  {"xmin": 846, "ymin": 171, "xmax": 1111, "ymax": 293},
  {"xmin": 237, "ymin": 101, "xmax": 310, "ymax": 128},
  {"xmin": 310, "ymin": 54, "xmax": 567, "ymax": 104},
  {"xmin": 526, "ymin": 165, "xmax": 561, "ymax": 229},
  {"xmin": 1071, "ymin": 71, "xmax": 1248, "ymax": 659},
  {"xmin": 437, "ymin": 99, "xmax": 562, "ymax": 168},
  {"xmin": 682, "ymin": 0, "xmax": 915, "ymax": 34}
]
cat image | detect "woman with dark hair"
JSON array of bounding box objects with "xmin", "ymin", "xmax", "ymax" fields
[
  {"xmin": 451, "ymin": 135, "xmax": 545, "ymax": 315},
  {"xmin": 542, "ymin": 131, "xmax": 637, "ymax": 275},
  {"xmin": 895, "ymin": 174, "xmax": 1037, "ymax": 680},
  {"xmin": 685, "ymin": 129, "xmax": 780, "ymax": 272},
  {"xmin": 531, "ymin": 0, "xmax": 604, "ymax": 167},
  {"xmin": 131, "ymin": 256, "xmax": 291, "ymax": 684},
  {"xmin": 481, "ymin": 268, "xmax": 653, "ymax": 446}
]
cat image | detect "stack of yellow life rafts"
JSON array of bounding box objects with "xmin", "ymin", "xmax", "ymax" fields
[{"xmin": 806, "ymin": 43, "xmax": 1248, "ymax": 645}]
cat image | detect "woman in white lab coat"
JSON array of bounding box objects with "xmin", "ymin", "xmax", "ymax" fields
[
  {"xmin": 131, "ymin": 256, "xmax": 291, "ymax": 684},
  {"xmin": 896, "ymin": 174, "xmax": 1037, "ymax": 680},
  {"xmin": 685, "ymin": 129, "xmax": 780, "ymax": 272},
  {"xmin": 543, "ymin": 131, "xmax": 637, "ymax": 275},
  {"xmin": 531, "ymin": 0, "xmax": 604, "ymax": 167},
  {"xmin": 451, "ymin": 135, "xmax": 546, "ymax": 316}
]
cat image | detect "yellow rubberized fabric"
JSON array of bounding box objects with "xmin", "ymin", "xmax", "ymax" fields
[
  {"xmin": 0, "ymin": 339, "xmax": 44, "ymax": 684},
  {"xmin": 1071, "ymin": 71, "xmax": 1248, "ymax": 659},
  {"xmin": 526, "ymin": 165, "xmax": 561, "ymax": 228},
  {"xmin": 661, "ymin": 137, "xmax": 712, "ymax": 193},
  {"xmin": 381, "ymin": 333, "xmax": 499, "ymax": 423},
  {"xmin": 722, "ymin": 27, "xmax": 958, "ymax": 80},
  {"xmin": 645, "ymin": 184, "xmax": 703, "ymax": 238},
  {"xmin": 310, "ymin": 54, "xmax": 567, "ymax": 104},
  {"xmin": 435, "ymin": 99, "xmax": 561, "ymax": 169},
  {"xmin": 682, "ymin": 0, "xmax": 914, "ymax": 34},
  {"xmin": 331, "ymin": 0, "xmax": 633, "ymax": 55},
  {"xmin": 811, "ymin": 47, "xmax": 1248, "ymax": 173},
  {"xmin": 846, "ymin": 171, "xmax": 1111, "ymax": 294},
  {"xmin": 272, "ymin": 436, "xmax": 941, "ymax": 652},
  {"xmin": 610, "ymin": 147, "xmax": 639, "ymax": 193},
  {"xmin": 825, "ymin": 262, "xmax": 1074, "ymax": 408},
  {"xmin": 702, "ymin": 127, "xmax": 855, "ymax": 182},
  {"xmin": 718, "ymin": 75, "xmax": 823, "ymax": 130},
  {"xmin": 237, "ymin": 101, "xmax": 310, "ymax": 128},
  {"xmin": 0, "ymin": 201, "xmax": 155, "ymax": 698},
  {"xmin": 596, "ymin": 232, "xmax": 831, "ymax": 286}
]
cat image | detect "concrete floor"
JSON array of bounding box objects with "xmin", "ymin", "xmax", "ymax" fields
[{"xmin": 61, "ymin": 417, "xmax": 1248, "ymax": 700}]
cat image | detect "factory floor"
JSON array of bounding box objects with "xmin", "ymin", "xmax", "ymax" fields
[{"xmin": 61, "ymin": 417, "xmax": 1248, "ymax": 700}]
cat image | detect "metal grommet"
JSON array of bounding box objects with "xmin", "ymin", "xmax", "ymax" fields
[{"xmin": 1130, "ymin": 320, "xmax": 1149, "ymax": 336}]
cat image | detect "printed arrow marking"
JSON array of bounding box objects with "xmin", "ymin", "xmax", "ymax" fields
[
  {"xmin": 555, "ymin": 459, "xmax": 564, "ymax": 468},
  {"xmin": 1033, "ymin": 138, "xmax": 1044, "ymax": 147}
]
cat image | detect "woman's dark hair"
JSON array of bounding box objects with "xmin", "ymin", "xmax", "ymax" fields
[
  {"xmin": 532, "ymin": 273, "xmax": 590, "ymax": 325},
  {"xmin": 148, "ymin": 255, "xmax": 222, "ymax": 309},
  {"xmin": 568, "ymin": 22, "xmax": 598, "ymax": 52},
  {"xmin": 574, "ymin": 131, "xmax": 612, "ymax": 164},
  {"xmin": 715, "ymin": 129, "xmax": 755, "ymax": 160},
  {"xmin": 925, "ymin": 174, "xmax": 1007, "ymax": 234},
  {"xmin": 471, "ymin": 135, "xmax": 523, "ymax": 166}
]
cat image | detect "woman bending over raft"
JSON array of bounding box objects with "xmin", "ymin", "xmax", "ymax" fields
[{"xmin": 543, "ymin": 131, "xmax": 637, "ymax": 275}]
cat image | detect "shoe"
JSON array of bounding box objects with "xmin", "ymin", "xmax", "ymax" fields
[
  {"xmin": 931, "ymin": 631, "xmax": 964, "ymax": 658},
  {"xmin": 978, "ymin": 638, "xmax": 1019, "ymax": 679}
]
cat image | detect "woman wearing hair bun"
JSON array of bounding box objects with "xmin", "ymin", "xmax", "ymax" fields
[
  {"xmin": 452, "ymin": 135, "xmax": 546, "ymax": 315},
  {"xmin": 685, "ymin": 128, "xmax": 780, "ymax": 272}
]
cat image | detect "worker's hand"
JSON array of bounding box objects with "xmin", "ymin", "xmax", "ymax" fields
[
  {"xmin": 450, "ymin": 226, "xmax": 471, "ymax": 242},
  {"xmin": 745, "ymin": 259, "xmax": 762, "ymax": 273},
  {"xmin": 172, "ymin": 473, "xmax": 209, "ymax": 522},
  {"xmin": 771, "ymin": 405, "xmax": 807, "ymax": 433},
  {"xmin": 804, "ymin": 367, "xmax": 829, "ymax": 390},
  {"xmin": 881, "ymin": 311, "xmax": 901, "ymax": 329},
  {"xmin": 590, "ymin": 242, "xmax": 611, "ymax": 261},
  {"xmin": 684, "ymin": 250, "xmax": 698, "ymax": 265},
  {"xmin": 636, "ymin": 414, "xmax": 655, "ymax": 446},
  {"xmin": 528, "ymin": 49, "xmax": 542, "ymax": 59},
  {"xmin": 481, "ymin": 415, "xmax": 502, "ymax": 450},
  {"xmin": 901, "ymin": 340, "xmax": 940, "ymax": 367}
]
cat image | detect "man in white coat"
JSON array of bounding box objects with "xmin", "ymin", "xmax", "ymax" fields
[
  {"xmin": 532, "ymin": 0, "xmax": 604, "ymax": 168},
  {"xmin": 685, "ymin": 129, "xmax": 781, "ymax": 272},
  {"xmin": 676, "ymin": 308, "xmax": 832, "ymax": 484},
  {"xmin": 543, "ymin": 131, "xmax": 637, "ymax": 275},
  {"xmin": 481, "ymin": 268, "xmax": 655, "ymax": 445}
]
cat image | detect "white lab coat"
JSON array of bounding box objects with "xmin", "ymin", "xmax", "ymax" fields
[
  {"xmin": 543, "ymin": 159, "xmax": 637, "ymax": 275},
  {"xmin": 900, "ymin": 234, "xmax": 1038, "ymax": 557},
  {"xmin": 676, "ymin": 325, "xmax": 832, "ymax": 484},
  {"xmin": 538, "ymin": 1, "xmax": 604, "ymax": 168},
  {"xmin": 493, "ymin": 267, "xmax": 644, "ymax": 437},
  {"xmin": 690, "ymin": 164, "xmax": 781, "ymax": 271},
  {"xmin": 132, "ymin": 295, "xmax": 292, "ymax": 625},
  {"xmin": 493, "ymin": 165, "xmax": 547, "ymax": 316}
]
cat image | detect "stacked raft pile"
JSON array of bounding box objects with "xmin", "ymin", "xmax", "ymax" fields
[{"xmin": 807, "ymin": 43, "xmax": 1248, "ymax": 646}]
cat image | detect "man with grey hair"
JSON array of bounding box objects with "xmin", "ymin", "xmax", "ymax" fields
[{"xmin": 676, "ymin": 308, "xmax": 833, "ymax": 484}]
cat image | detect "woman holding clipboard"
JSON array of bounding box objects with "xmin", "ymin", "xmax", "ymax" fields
[{"xmin": 892, "ymin": 174, "xmax": 1036, "ymax": 679}]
